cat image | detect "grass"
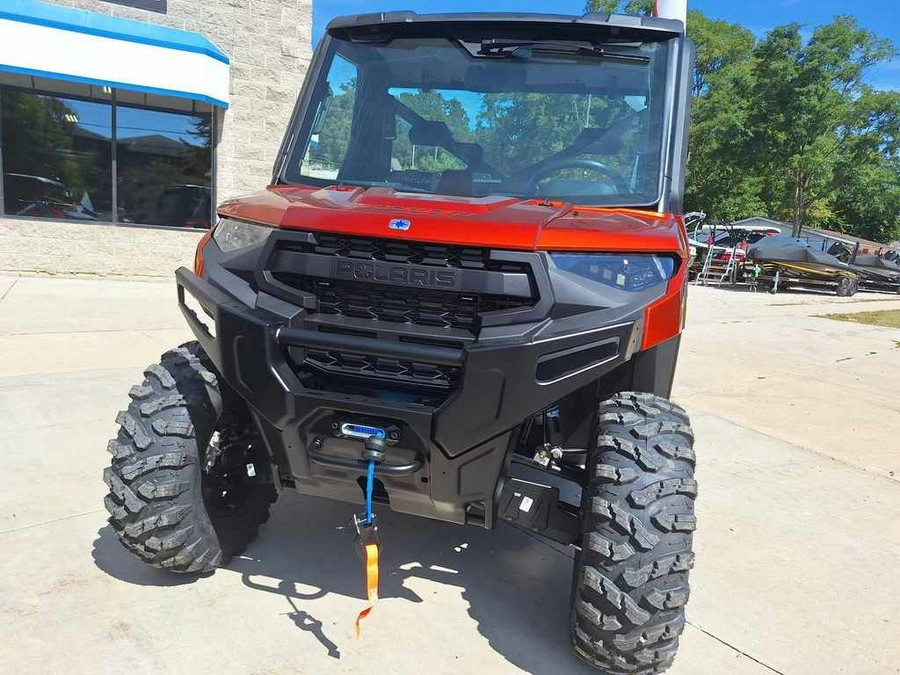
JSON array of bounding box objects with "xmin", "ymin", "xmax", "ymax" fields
[{"xmin": 820, "ymin": 309, "xmax": 900, "ymax": 329}]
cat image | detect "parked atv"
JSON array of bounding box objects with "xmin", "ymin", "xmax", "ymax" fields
[{"xmin": 104, "ymin": 11, "xmax": 697, "ymax": 674}]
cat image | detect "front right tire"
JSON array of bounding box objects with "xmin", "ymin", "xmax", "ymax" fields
[
  {"xmin": 572, "ymin": 393, "xmax": 697, "ymax": 674},
  {"xmin": 103, "ymin": 343, "xmax": 276, "ymax": 573}
]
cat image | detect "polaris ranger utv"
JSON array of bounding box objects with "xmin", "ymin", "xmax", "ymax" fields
[{"xmin": 104, "ymin": 11, "xmax": 696, "ymax": 674}]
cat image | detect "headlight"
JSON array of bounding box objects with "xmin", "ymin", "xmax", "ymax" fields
[
  {"xmin": 212, "ymin": 218, "xmax": 274, "ymax": 252},
  {"xmin": 549, "ymin": 253, "xmax": 677, "ymax": 292}
]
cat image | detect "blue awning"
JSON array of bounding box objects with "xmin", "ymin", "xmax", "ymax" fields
[{"xmin": 0, "ymin": 0, "xmax": 230, "ymax": 108}]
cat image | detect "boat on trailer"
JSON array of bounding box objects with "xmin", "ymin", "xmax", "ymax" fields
[
  {"xmin": 850, "ymin": 255, "xmax": 900, "ymax": 294},
  {"xmin": 748, "ymin": 237, "xmax": 860, "ymax": 296}
]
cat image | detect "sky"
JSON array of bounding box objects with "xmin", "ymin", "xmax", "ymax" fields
[{"xmin": 313, "ymin": 0, "xmax": 899, "ymax": 90}]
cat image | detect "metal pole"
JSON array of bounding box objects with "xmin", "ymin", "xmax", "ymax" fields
[
  {"xmin": 111, "ymin": 89, "xmax": 118, "ymax": 223},
  {"xmin": 653, "ymin": 0, "xmax": 687, "ymax": 25},
  {"xmin": 210, "ymin": 107, "xmax": 218, "ymax": 226},
  {"xmin": 0, "ymin": 88, "xmax": 5, "ymax": 215}
]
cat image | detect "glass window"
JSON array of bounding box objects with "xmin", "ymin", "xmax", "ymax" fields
[
  {"xmin": 286, "ymin": 37, "xmax": 668, "ymax": 206},
  {"xmin": 0, "ymin": 81, "xmax": 213, "ymax": 228},
  {"xmin": 116, "ymin": 106, "xmax": 212, "ymax": 228},
  {"xmin": 299, "ymin": 55, "xmax": 358, "ymax": 181},
  {"xmin": 1, "ymin": 90, "xmax": 112, "ymax": 220}
]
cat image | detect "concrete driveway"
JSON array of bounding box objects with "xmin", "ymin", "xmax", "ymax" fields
[{"xmin": 1, "ymin": 275, "xmax": 898, "ymax": 674}]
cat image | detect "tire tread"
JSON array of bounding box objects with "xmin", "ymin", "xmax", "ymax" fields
[
  {"xmin": 572, "ymin": 392, "xmax": 697, "ymax": 675},
  {"xmin": 103, "ymin": 343, "xmax": 275, "ymax": 573}
]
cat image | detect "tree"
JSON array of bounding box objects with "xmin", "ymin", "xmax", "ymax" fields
[
  {"xmin": 312, "ymin": 80, "xmax": 356, "ymax": 172},
  {"xmin": 828, "ymin": 89, "xmax": 900, "ymax": 242},
  {"xmin": 685, "ymin": 13, "xmax": 898, "ymax": 240},
  {"xmin": 747, "ymin": 17, "xmax": 895, "ymax": 234},
  {"xmin": 0, "ymin": 91, "xmax": 108, "ymax": 211},
  {"xmin": 393, "ymin": 90, "xmax": 473, "ymax": 172},
  {"xmin": 585, "ymin": 0, "xmax": 654, "ymax": 15},
  {"xmin": 682, "ymin": 12, "xmax": 762, "ymax": 219},
  {"xmin": 687, "ymin": 10, "xmax": 755, "ymax": 98}
]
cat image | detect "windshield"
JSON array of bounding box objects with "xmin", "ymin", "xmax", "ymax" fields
[{"xmin": 283, "ymin": 35, "xmax": 671, "ymax": 207}]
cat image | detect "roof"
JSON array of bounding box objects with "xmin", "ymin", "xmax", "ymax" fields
[
  {"xmin": 327, "ymin": 11, "xmax": 685, "ymax": 37},
  {"xmin": 118, "ymin": 134, "xmax": 194, "ymax": 157},
  {"xmin": 0, "ymin": 0, "xmax": 228, "ymax": 63},
  {"xmin": 0, "ymin": 0, "xmax": 230, "ymax": 108},
  {"xmin": 808, "ymin": 227, "xmax": 886, "ymax": 249}
]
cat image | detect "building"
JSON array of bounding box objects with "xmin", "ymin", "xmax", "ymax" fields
[
  {"xmin": 0, "ymin": 0, "xmax": 312, "ymax": 277},
  {"xmin": 806, "ymin": 227, "xmax": 891, "ymax": 256}
]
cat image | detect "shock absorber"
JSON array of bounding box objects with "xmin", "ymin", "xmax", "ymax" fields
[{"xmin": 534, "ymin": 405, "xmax": 566, "ymax": 467}]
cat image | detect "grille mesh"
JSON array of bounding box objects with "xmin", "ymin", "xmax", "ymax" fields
[
  {"xmin": 296, "ymin": 233, "xmax": 519, "ymax": 271},
  {"xmin": 275, "ymin": 275, "xmax": 481, "ymax": 330},
  {"xmin": 304, "ymin": 349, "xmax": 461, "ymax": 389}
]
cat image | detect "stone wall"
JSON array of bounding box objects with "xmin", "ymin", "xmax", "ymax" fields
[{"xmin": 0, "ymin": 217, "xmax": 203, "ymax": 280}]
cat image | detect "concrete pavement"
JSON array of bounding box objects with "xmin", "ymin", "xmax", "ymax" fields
[{"xmin": 1, "ymin": 275, "xmax": 898, "ymax": 674}]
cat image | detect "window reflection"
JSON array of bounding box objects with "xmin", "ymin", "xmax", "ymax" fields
[
  {"xmin": 116, "ymin": 106, "xmax": 212, "ymax": 228},
  {"xmin": 0, "ymin": 86, "xmax": 213, "ymax": 228},
  {"xmin": 1, "ymin": 91, "xmax": 112, "ymax": 220}
]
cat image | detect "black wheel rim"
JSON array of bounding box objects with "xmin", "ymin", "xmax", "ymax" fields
[{"xmin": 200, "ymin": 416, "xmax": 257, "ymax": 517}]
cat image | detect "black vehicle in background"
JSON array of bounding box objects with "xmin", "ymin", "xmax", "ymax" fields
[{"xmin": 131, "ymin": 185, "xmax": 212, "ymax": 229}]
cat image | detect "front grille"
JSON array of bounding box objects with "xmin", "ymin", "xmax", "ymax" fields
[
  {"xmin": 304, "ymin": 349, "xmax": 461, "ymax": 390},
  {"xmin": 274, "ymin": 275, "xmax": 482, "ymax": 331},
  {"xmin": 262, "ymin": 231, "xmax": 540, "ymax": 396},
  {"xmin": 268, "ymin": 232, "xmax": 538, "ymax": 333},
  {"xmin": 294, "ymin": 232, "xmax": 527, "ymax": 273}
]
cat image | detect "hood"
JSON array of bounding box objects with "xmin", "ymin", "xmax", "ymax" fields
[{"xmin": 218, "ymin": 185, "xmax": 686, "ymax": 255}]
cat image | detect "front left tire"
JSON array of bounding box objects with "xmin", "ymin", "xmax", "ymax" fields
[{"xmin": 571, "ymin": 392, "xmax": 697, "ymax": 674}]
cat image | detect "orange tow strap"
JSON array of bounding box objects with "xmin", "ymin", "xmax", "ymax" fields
[{"xmin": 355, "ymin": 543, "xmax": 379, "ymax": 637}]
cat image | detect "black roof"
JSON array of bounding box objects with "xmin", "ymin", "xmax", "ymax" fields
[{"xmin": 326, "ymin": 11, "xmax": 684, "ymax": 38}]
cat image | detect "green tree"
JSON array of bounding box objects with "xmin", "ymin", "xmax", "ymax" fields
[
  {"xmin": 392, "ymin": 90, "xmax": 473, "ymax": 172},
  {"xmin": 747, "ymin": 18, "xmax": 895, "ymax": 234},
  {"xmin": 314, "ymin": 80, "xmax": 356, "ymax": 172},
  {"xmin": 684, "ymin": 13, "xmax": 898, "ymax": 240},
  {"xmin": 585, "ymin": 0, "xmax": 654, "ymax": 15},
  {"xmin": 682, "ymin": 12, "xmax": 763, "ymax": 219},
  {"xmin": 0, "ymin": 91, "xmax": 109, "ymax": 212},
  {"xmin": 828, "ymin": 89, "xmax": 900, "ymax": 241},
  {"xmin": 687, "ymin": 10, "xmax": 755, "ymax": 98}
]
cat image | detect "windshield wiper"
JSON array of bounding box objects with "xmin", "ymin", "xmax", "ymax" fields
[
  {"xmin": 478, "ymin": 40, "xmax": 650, "ymax": 63},
  {"xmin": 334, "ymin": 179, "xmax": 433, "ymax": 194}
]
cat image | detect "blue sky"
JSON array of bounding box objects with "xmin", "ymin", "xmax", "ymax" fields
[{"xmin": 313, "ymin": 0, "xmax": 898, "ymax": 90}]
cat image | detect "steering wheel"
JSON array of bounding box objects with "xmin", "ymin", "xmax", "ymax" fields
[{"xmin": 525, "ymin": 158, "xmax": 628, "ymax": 195}]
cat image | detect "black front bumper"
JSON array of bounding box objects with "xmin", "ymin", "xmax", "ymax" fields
[{"xmin": 177, "ymin": 260, "xmax": 643, "ymax": 527}]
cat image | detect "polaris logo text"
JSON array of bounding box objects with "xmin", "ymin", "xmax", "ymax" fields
[{"xmin": 334, "ymin": 261, "xmax": 459, "ymax": 289}]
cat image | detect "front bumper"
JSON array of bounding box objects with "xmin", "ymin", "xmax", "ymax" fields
[{"xmin": 177, "ymin": 261, "xmax": 644, "ymax": 527}]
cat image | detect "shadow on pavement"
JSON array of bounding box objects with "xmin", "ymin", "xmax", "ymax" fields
[
  {"xmin": 93, "ymin": 492, "xmax": 595, "ymax": 674},
  {"xmin": 92, "ymin": 524, "xmax": 202, "ymax": 587}
]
